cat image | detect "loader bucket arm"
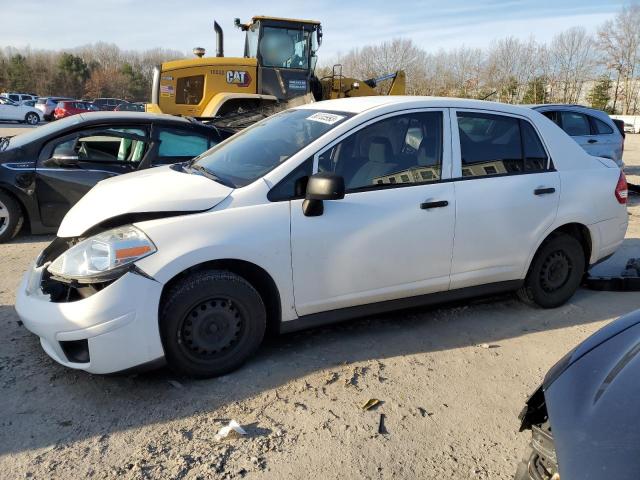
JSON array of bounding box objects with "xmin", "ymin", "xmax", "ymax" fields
[{"xmin": 387, "ymin": 70, "xmax": 406, "ymax": 95}]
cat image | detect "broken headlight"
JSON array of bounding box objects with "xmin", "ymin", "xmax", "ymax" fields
[{"xmin": 47, "ymin": 225, "xmax": 156, "ymax": 283}]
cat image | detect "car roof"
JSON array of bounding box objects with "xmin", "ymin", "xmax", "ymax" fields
[
  {"xmin": 295, "ymin": 95, "xmax": 538, "ymax": 116},
  {"xmin": 76, "ymin": 111, "xmax": 191, "ymax": 124}
]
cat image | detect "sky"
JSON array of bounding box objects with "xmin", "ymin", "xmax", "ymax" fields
[{"xmin": 0, "ymin": 0, "xmax": 627, "ymax": 59}]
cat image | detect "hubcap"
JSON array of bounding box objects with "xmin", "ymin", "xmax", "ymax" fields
[
  {"xmin": 0, "ymin": 199, "xmax": 9, "ymax": 236},
  {"xmin": 178, "ymin": 298, "xmax": 244, "ymax": 360},
  {"xmin": 540, "ymin": 250, "xmax": 572, "ymax": 293}
]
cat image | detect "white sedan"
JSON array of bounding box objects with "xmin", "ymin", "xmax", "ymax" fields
[
  {"xmin": 0, "ymin": 96, "xmax": 42, "ymax": 124},
  {"xmin": 16, "ymin": 96, "xmax": 628, "ymax": 377}
]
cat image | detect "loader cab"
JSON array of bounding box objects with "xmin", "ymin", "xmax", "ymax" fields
[{"xmin": 240, "ymin": 16, "xmax": 322, "ymax": 101}]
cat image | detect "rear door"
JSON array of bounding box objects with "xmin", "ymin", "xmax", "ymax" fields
[
  {"xmin": 450, "ymin": 109, "xmax": 560, "ymax": 289},
  {"xmin": 35, "ymin": 126, "xmax": 152, "ymax": 226}
]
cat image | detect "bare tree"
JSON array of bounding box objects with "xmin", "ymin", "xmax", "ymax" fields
[{"xmin": 597, "ymin": 3, "xmax": 640, "ymax": 113}]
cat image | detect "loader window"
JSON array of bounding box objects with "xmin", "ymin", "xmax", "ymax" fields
[
  {"xmin": 260, "ymin": 27, "xmax": 310, "ymax": 69},
  {"xmin": 176, "ymin": 75, "xmax": 204, "ymax": 105}
]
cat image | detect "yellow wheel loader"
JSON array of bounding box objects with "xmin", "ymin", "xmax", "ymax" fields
[{"xmin": 146, "ymin": 16, "xmax": 405, "ymax": 128}]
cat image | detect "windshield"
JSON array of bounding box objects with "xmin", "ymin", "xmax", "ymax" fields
[
  {"xmin": 192, "ymin": 109, "xmax": 352, "ymax": 187},
  {"xmin": 1, "ymin": 115, "xmax": 84, "ymax": 150},
  {"xmin": 260, "ymin": 27, "xmax": 310, "ymax": 69}
]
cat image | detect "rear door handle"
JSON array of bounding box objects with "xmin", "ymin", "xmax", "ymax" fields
[
  {"xmin": 534, "ymin": 187, "xmax": 556, "ymax": 195},
  {"xmin": 588, "ymin": 139, "xmax": 598, "ymax": 144},
  {"xmin": 420, "ymin": 200, "xmax": 449, "ymax": 209}
]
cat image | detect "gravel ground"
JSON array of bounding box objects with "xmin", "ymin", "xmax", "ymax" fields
[{"xmin": 1, "ymin": 126, "xmax": 639, "ymax": 479}]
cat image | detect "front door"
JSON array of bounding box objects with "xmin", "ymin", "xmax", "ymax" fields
[
  {"xmin": 36, "ymin": 127, "xmax": 151, "ymax": 227},
  {"xmin": 450, "ymin": 109, "xmax": 560, "ymax": 289},
  {"xmin": 290, "ymin": 109, "xmax": 456, "ymax": 316}
]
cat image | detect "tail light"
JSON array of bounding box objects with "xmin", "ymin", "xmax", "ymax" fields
[{"xmin": 615, "ymin": 171, "xmax": 628, "ymax": 205}]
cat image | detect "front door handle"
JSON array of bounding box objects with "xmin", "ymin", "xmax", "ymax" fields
[
  {"xmin": 587, "ymin": 139, "xmax": 598, "ymax": 144},
  {"xmin": 420, "ymin": 200, "xmax": 449, "ymax": 209},
  {"xmin": 534, "ymin": 187, "xmax": 556, "ymax": 195}
]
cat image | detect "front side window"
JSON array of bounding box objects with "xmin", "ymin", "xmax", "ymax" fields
[
  {"xmin": 192, "ymin": 109, "xmax": 352, "ymax": 187},
  {"xmin": 318, "ymin": 112, "xmax": 443, "ymax": 191},
  {"xmin": 157, "ymin": 128, "xmax": 212, "ymax": 158},
  {"xmin": 176, "ymin": 75, "xmax": 204, "ymax": 105},
  {"xmin": 457, "ymin": 111, "xmax": 548, "ymax": 177},
  {"xmin": 52, "ymin": 128, "xmax": 147, "ymax": 164},
  {"xmin": 560, "ymin": 111, "xmax": 590, "ymax": 136},
  {"xmin": 260, "ymin": 27, "xmax": 310, "ymax": 69}
]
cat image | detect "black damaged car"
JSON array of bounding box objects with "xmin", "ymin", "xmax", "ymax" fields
[
  {"xmin": 516, "ymin": 308, "xmax": 640, "ymax": 480},
  {"xmin": 0, "ymin": 112, "xmax": 232, "ymax": 242}
]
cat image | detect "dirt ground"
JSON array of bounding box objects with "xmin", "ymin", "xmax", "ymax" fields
[{"xmin": 1, "ymin": 125, "xmax": 639, "ymax": 480}]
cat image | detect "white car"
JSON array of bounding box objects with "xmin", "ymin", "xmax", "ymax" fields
[
  {"xmin": 15, "ymin": 97, "xmax": 629, "ymax": 377},
  {"xmin": 0, "ymin": 97, "xmax": 42, "ymax": 124}
]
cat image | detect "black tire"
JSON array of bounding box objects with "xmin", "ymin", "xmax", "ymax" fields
[
  {"xmin": 24, "ymin": 112, "xmax": 39, "ymax": 125},
  {"xmin": 518, "ymin": 233, "xmax": 585, "ymax": 308},
  {"xmin": 159, "ymin": 270, "xmax": 266, "ymax": 378},
  {"xmin": 0, "ymin": 191, "xmax": 24, "ymax": 243}
]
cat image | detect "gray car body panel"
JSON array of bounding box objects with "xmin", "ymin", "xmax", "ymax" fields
[
  {"xmin": 531, "ymin": 105, "xmax": 624, "ymax": 166},
  {"xmin": 544, "ymin": 309, "xmax": 640, "ymax": 479}
]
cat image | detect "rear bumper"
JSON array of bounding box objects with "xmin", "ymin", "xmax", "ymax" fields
[
  {"xmin": 15, "ymin": 263, "xmax": 165, "ymax": 374},
  {"xmin": 593, "ymin": 214, "xmax": 628, "ymax": 262}
]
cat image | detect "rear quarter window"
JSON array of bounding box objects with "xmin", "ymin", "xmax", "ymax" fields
[{"xmin": 592, "ymin": 117, "xmax": 614, "ymax": 134}]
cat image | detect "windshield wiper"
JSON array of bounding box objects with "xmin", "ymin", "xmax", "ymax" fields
[{"xmin": 189, "ymin": 164, "xmax": 235, "ymax": 188}]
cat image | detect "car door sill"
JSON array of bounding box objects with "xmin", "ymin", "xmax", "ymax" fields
[{"xmin": 280, "ymin": 280, "xmax": 523, "ymax": 334}]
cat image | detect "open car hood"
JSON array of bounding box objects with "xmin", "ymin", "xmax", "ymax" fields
[{"xmin": 58, "ymin": 165, "xmax": 233, "ymax": 237}]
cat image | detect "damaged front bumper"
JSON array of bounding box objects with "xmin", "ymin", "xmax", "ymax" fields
[{"xmin": 15, "ymin": 262, "xmax": 166, "ymax": 374}]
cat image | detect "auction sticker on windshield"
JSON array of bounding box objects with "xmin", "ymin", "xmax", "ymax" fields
[{"xmin": 306, "ymin": 112, "xmax": 345, "ymax": 125}]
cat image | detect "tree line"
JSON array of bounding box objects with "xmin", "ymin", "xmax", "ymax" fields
[
  {"xmin": 1, "ymin": 4, "xmax": 639, "ymax": 112},
  {"xmin": 0, "ymin": 42, "xmax": 184, "ymax": 102},
  {"xmin": 323, "ymin": 3, "xmax": 640, "ymax": 115}
]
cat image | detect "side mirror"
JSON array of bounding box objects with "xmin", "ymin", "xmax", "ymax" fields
[
  {"xmin": 45, "ymin": 149, "xmax": 79, "ymax": 167},
  {"xmin": 302, "ymin": 172, "xmax": 345, "ymax": 217}
]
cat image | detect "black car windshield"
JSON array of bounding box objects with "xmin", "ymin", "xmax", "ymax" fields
[
  {"xmin": 2, "ymin": 115, "xmax": 84, "ymax": 150},
  {"xmin": 191, "ymin": 109, "xmax": 352, "ymax": 187}
]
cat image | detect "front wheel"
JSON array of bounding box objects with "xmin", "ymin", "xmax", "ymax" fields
[
  {"xmin": 24, "ymin": 112, "xmax": 39, "ymax": 125},
  {"xmin": 0, "ymin": 191, "xmax": 24, "ymax": 243},
  {"xmin": 518, "ymin": 233, "xmax": 585, "ymax": 308},
  {"xmin": 159, "ymin": 270, "xmax": 266, "ymax": 378}
]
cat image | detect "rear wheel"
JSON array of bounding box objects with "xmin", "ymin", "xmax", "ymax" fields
[
  {"xmin": 0, "ymin": 191, "xmax": 24, "ymax": 243},
  {"xmin": 518, "ymin": 233, "xmax": 585, "ymax": 308},
  {"xmin": 24, "ymin": 112, "xmax": 39, "ymax": 125},
  {"xmin": 159, "ymin": 270, "xmax": 266, "ymax": 378}
]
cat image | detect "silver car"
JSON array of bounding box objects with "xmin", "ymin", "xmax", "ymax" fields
[
  {"xmin": 531, "ymin": 105, "xmax": 624, "ymax": 166},
  {"xmin": 35, "ymin": 97, "xmax": 73, "ymax": 121}
]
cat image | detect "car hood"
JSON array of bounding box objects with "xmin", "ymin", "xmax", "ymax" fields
[{"xmin": 58, "ymin": 165, "xmax": 233, "ymax": 237}]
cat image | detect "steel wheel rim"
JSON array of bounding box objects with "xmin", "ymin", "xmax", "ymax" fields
[
  {"xmin": 0, "ymin": 199, "xmax": 9, "ymax": 236},
  {"xmin": 177, "ymin": 297, "xmax": 245, "ymax": 362},
  {"xmin": 540, "ymin": 250, "xmax": 572, "ymax": 293}
]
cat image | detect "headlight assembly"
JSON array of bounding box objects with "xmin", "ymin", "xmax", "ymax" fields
[{"xmin": 47, "ymin": 225, "xmax": 156, "ymax": 283}]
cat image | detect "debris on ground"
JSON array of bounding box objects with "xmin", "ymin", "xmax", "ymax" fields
[
  {"xmin": 478, "ymin": 343, "xmax": 500, "ymax": 349},
  {"xmin": 378, "ymin": 413, "xmax": 388, "ymax": 435},
  {"xmin": 214, "ymin": 420, "xmax": 247, "ymax": 441},
  {"xmin": 167, "ymin": 380, "xmax": 184, "ymax": 389},
  {"xmin": 361, "ymin": 398, "xmax": 382, "ymax": 411}
]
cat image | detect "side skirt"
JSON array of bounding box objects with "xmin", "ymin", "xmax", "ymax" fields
[{"xmin": 280, "ymin": 280, "xmax": 523, "ymax": 334}]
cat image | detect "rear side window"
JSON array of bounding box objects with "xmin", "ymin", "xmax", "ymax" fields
[
  {"xmin": 157, "ymin": 128, "xmax": 211, "ymax": 158},
  {"xmin": 9, "ymin": 94, "xmax": 19, "ymax": 101},
  {"xmin": 457, "ymin": 111, "xmax": 548, "ymax": 177},
  {"xmin": 560, "ymin": 112, "xmax": 590, "ymax": 136},
  {"xmin": 592, "ymin": 117, "xmax": 614, "ymax": 134}
]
